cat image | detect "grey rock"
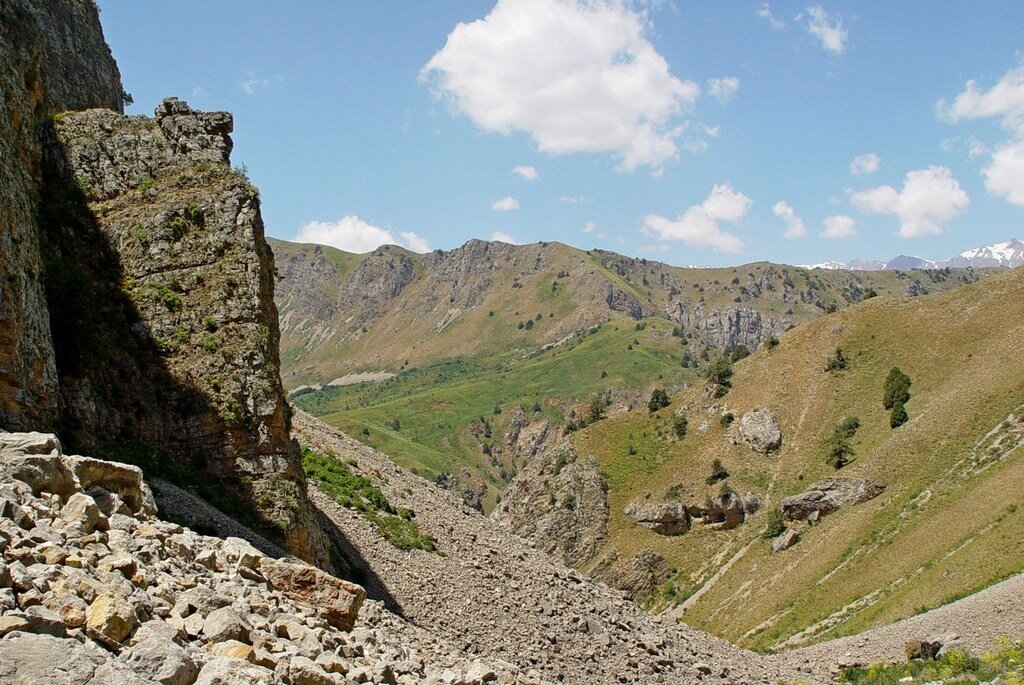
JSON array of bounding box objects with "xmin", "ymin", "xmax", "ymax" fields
[
  {"xmin": 623, "ymin": 501, "xmax": 690, "ymax": 536},
  {"xmin": 121, "ymin": 635, "xmax": 199, "ymax": 685},
  {"xmin": 0, "ymin": 633, "xmax": 155, "ymax": 684},
  {"xmin": 772, "ymin": 528, "xmax": 800, "ymax": 553},
  {"xmin": 194, "ymin": 657, "xmax": 276, "ymax": 685},
  {"xmin": 739, "ymin": 409, "xmax": 783, "ymax": 453},
  {"xmin": 202, "ymin": 607, "xmax": 251, "ymax": 644},
  {"xmin": 782, "ymin": 477, "xmax": 886, "ymax": 522}
]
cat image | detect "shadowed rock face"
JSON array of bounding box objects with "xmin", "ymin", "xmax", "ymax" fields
[
  {"xmin": 0, "ymin": 0, "xmax": 122, "ymax": 431},
  {"xmin": 38, "ymin": 99, "xmax": 328, "ymax": 567}
]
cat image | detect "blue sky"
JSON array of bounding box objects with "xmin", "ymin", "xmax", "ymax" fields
[{"xmin": 97, "ymin": 1, "xmax": 1023, "ymax": 267}]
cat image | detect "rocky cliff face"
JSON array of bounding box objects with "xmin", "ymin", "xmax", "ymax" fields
[
  {"xmin": 666, "ymin": 301, "xmax": 789, "ymax": 351},
  {"xmin": 491, "ymin": 440, "xmax": 609, "ymax": 568},
  {"xmin": 0, "ymin": 0, "xmax": 122, "ymax": 431},
  {"xmin": 35, "ymin": 98, "xmax": 327, "ymax": 566}
]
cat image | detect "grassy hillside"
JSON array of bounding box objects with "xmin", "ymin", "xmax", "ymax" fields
[
  {"xmin": 270, "ymin": 238, "xmax": 991, "ymax": 390},
  {"xmin": 275, "ymin": 237, "xmax": 998, "ymax": 511},
  {"xmin": 574, "ymin": 265, "xmax": 1024, "ymax": 651},
  {"xmin": 294, "ymin": 318, "xmax": 695, "ymax": 509}
]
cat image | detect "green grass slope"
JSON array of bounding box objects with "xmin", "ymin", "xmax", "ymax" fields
[{"xmin": 575, "ymin": 265, "xmax": 1024, "ymax": 651}]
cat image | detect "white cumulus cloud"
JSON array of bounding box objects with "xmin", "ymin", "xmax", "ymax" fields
[
  {"xmin": 757, "ymin": 3, "xmax": 785, "ymax": 29},
  {"xmin": 804, "ymin": 5, "xmax": 847, "ymax": 54},
  {"xmin": 984, "ymin": 140, "xmax": 1024, "ymax": 206},
  {"xmin": 850, "ymin": 153, "xmax": 880, "ymax": 175},
  {"xmin": 491, "ymin": 196, "xmax": 520, "ymax": 212},
  {"xmin": 707, "ymin": 77, "xmax": 739, "ymax": 104},
  {"xmin": 642, "ymin": 183, "xmax": 750, "ymax": 253},
  {"xmin": 513, "ymin": 165, "xmax": 539, "ymax": 180},
  {"xmin": 560, "ymin": 195, "xmax": 586, "ymax": 204},
  {"xmin": 851, "ymin": 166, "xmax": 969, "ymax": 238},
  {"xmin": 490, "ymin": 231, "xmax": 522, "ymax": 244},
  {"xmin": 294, "ymin": 216, "xmax": 431, "ymax": 253},
  {"xmin": 820, "ymin": 214, "xmax": 856, "ymax": 239},
  {"xmin": 240, "ymin": 71, "xmax": 271, "ymax": 95},
  {"xmin": 422, "ymin": 0, "xmax": 700, "ymax": 172},
  {"xmin": 938, "ymin": 60, "xmax": 1024, "ymax": 136},
  {"xmin": 773, "ymin": 201, "xmax": 806, "ymax": 239}
]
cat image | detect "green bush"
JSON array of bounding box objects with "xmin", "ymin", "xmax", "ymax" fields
[
  {"xmin": 729, "ymin": 345, "xmax": 750, "ymax": 362},
  {"xmin": 673, "ymin": 415, "xmax": 688, "ymax": 439},
  {"xmin": 825, "ymin": 347, "xmax": 847, "ymax": 372},
  {"xmin": 301, "ymin": 446, "xmax": 436, "ymax": 552},
  {"xmin": 890, "ymin": 402, "xmax": 909, "ymax": 428},
  {"xmin": 706, "ymin": 458, "xmax": 728, "ymax": 485},
  {"xmin": 705, "ymin": 356, "xmax": 733, "ymax": 395},
  {"xmin": 883, "ymin": 367, "xmax": 912, "ymax": 409},
  {"xmin": 762, "ymin": 509, "xmax": 785, "ymax": 539},
  {"xmin": 648, "ymin": 388, "xmax": 670, "ymax": 413}
]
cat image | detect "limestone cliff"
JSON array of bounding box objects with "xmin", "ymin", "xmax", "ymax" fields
[
  {"xmin": 0, "ymin": 0, "xmax": 122, "ymax": 430},
  {"xmin": 38, "ymin": 98, "xmax": 327, "ymax": 566}
]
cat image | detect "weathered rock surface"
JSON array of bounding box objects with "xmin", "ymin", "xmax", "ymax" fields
[
  {"xmin": 667, "ymin": 301, "xmax": 789, "ymax": 352},
  {"xmin": 590, "ymin": 548, "xmax": 673, "ymax": 600},
  {"xmin": 623, "ymin": 500, "xmax": 690, "ymax": 536},
  {"xmin": 738, "ymin": 408, "xmax": 783, "ymax": 453},
  {"xmin": 0, "ymin": 0, "xmax": 122, "ymax": 432},
  {"xmin": 491, "ymin": 440, "xmax": 609, "ymax": 567},
  {"xmin": 781, "ymin": 477, "xmax": 886, "ymax": 522},
  {"xmin": 771, "ymin": 528, "xmax": 800, "ymax": 553},
  {"xmin": 40, "ymin": 100, "xmax": 327, "ymax": 566}
]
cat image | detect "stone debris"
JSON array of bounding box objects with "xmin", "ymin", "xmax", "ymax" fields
[{"xmin": 0, "ymin": 431, "xmax": 538, "ymax": 685}]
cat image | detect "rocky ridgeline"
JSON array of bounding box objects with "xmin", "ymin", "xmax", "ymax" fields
[{"xmin": 0, "ymin": 430, "xmax": 545, "ymax": 685}]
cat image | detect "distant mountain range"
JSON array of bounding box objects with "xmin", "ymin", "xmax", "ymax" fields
[{"xmin": 804, "ymin": 238, "xmax": 1024, "ymax": 271}]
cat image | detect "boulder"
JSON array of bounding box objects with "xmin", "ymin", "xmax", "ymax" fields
[
  {"xmin": 194, "ymin": 657, "xmax": 276, "ymax": 685},
  {"xmin": 623, "ymin": 501, "xmax": 690, "ymax": 536},
  {"xmin": 202, "ymin": 607, "xmax": 250, "ymax": 644},
  {"xmin": 65, "ymin": 456, "xmax": 156, "ymax": 516},
  {"xmin": 738, "ymin": 409, "xmax": 782, "ymax": 453},
  {"xmin": 285, "ymin": 655, "xmax": 335, "ymax": 685},
  {"xmin": 0, "ymin": 432, "xmax": 62, "ymax": 457},
  {"xmin": 86, "ymin": 591, "xmax": 138, "ymax": 645},
  {"xmin": 0, "ymin": 632, "xmax": 157, "ymax": 684},
  {"xmin": 60, "ymin": 492, "xmax": 106, "ymax": 534},
  {"xmin": 260, "ymin": 558, "xmax": 365, "ymax": 631},
  {"xmin": 120, "ymin": 635, "xmax": 199, "ymax": 685},
  {"xmin": 771, "ymin": 528, "xmax": 800, "ymax": 553},
  {"xmin": 703, "ymin": 491, "xmax": 746, "ymax": 530},
  {"xmin": 782, "ymin": 477, "xmax": 886, "ymax": 522}
]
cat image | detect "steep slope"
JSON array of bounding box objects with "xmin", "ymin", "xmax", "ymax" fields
[{"xmin": 557, "ymin": 265, "xmax": 1024, "ymax": 650}]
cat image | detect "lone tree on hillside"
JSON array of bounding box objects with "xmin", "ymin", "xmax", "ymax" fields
[
  {"xmin": 883, "ymin": 367, "xmax": 912, "ymax": 428},
  {"xmin": 673, "ymin": 415, "xmax": 688, "ymax": 439},
  {"xmin": 825, "ymin": 347, "xmax": 847, "ymax": 372},
  {"xmin": 648, "ymin": 388, "xmax": 670, "ymax": 413},
  {"xmin": 705, "ymin": 356, "xmax": 733, "ymax": 398},
  {"xmin": 823, "ymin": 416, "xmax": 861, "ymax": 469},
  {"xmin": 883, "ymin": 367, "xmax": 911, "ymax": 409}
]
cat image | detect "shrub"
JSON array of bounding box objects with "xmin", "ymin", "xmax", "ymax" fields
[
  {"xmin": 765, "ymin": 336, "xmax": 779, "ymax": 350},
  {"xmin": 648, "ymin": 388, "xmax": 670, "ymax": 413},
  {"xmin": 762, "ymin": 509, "xmax": 785, "ymax": 539},
  {"xmin": 673, "ymin": 415, "xmax": 688, "ymax": 439},
  {"xmin": 705, "ymin": 356, "xmax": 733, "ymax": 393},
  {"xmin": 588, "ymin": 396, "xmax": 604, "ymax": 424},
  {"xmin": 890, "ymin": 402, "xmax": 909, "ymax": 428},
  {"xmin": 883, "ymin": 367, "xmax": 912, "ymax": 410},
  {"xmin": 825, "ymin": 347, "xmax": 847, "ymax": 372},
  {"xmin": 706, "ymin": 458, "xmax": 728, "ymax": 485},
  {"xmin": 729, "ymin": 345, "xmax": 750, "ymax": 363},
  {"xmin": 719, "ymin": 412, "xmax": 735, "ymax": 428},
  {"xmin": 823, "ymin": 416, "xmax": 860, "ymax": 469}
]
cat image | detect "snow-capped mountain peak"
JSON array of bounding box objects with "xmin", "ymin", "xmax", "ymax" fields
[{"xmin": 802, "ymin": 239, "xmax": 1023, "ymax": 271}]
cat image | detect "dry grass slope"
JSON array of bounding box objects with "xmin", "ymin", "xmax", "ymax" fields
[{"xmin": 576, "ymin": 266, "xmax": 1024, "ymax": 651}]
